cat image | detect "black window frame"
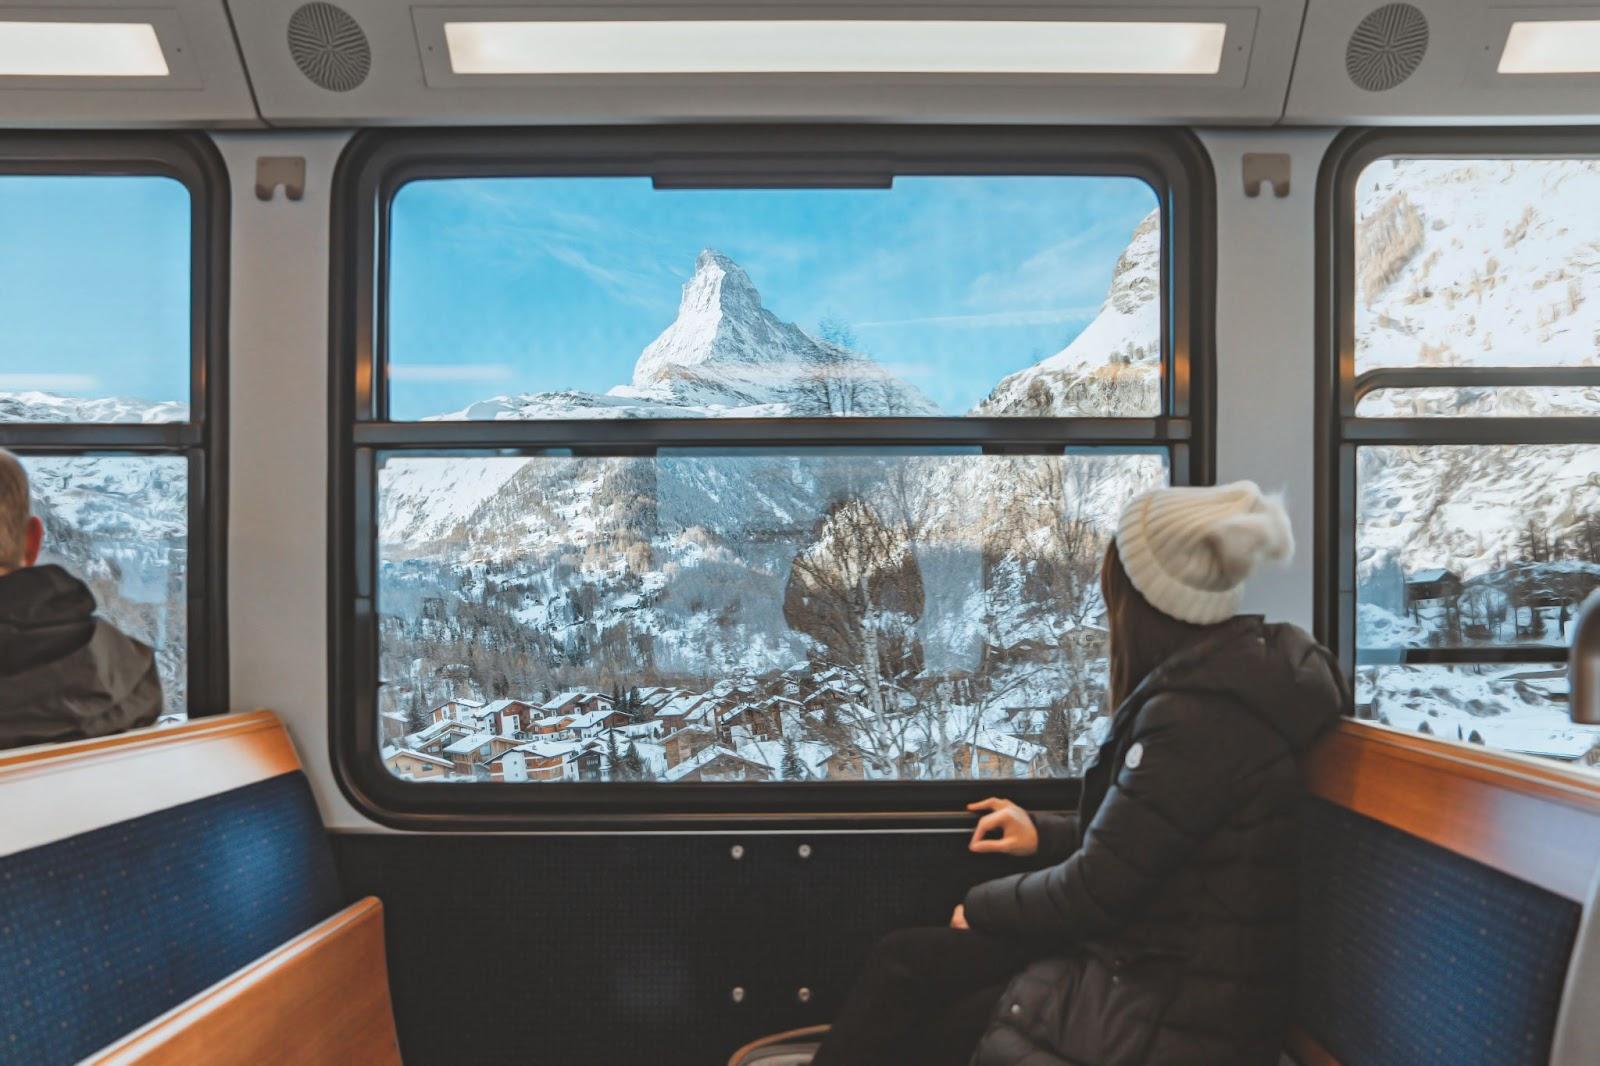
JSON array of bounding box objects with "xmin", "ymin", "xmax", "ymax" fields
[
  {"xmin": 330, "ymin": 126, "xmax": 1216, "ymax": 830},
  {"xmin": 1315, "ymin": 127, "xmax": 1600, "ymax": 686},
  {"xmin": 0, "ymin": 133, "xmax": 230, "ymax": 716}
]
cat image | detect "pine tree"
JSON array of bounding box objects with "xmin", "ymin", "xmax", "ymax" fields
[
  {"xmin": 404, "ymin": 688, "xmax": 431, "ymax": 735},
  {"xmin": 782, "ymin": 735, "xmax": 807, "ymax": 781},
  {"xmin": 604, "ymin": 729, "xmax": 622, "ymax": 782},
  {"xmin": 628, "ymin": 686, "xmax": 643, "ymax": 719},
  {"xmin": 621, "ymin": 740, "xmax": 646, "ymax": 781}
]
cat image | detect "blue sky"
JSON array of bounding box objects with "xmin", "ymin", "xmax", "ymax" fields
[
  {"xmin": 0, "ymin": 176, "xmax": 190, "ymax": 407},
  {"xmin": 387, "ymin": 175, "xmax": 1157, "ymax": 418}
]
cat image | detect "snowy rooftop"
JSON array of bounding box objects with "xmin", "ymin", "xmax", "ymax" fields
[
  {"xmin": 663, "ymin": 745, "xmax": 763, "ymax": 782},
  {"xmin": 962, "ymin": 731, "xmax": 1046, "ymax": 763},
  {"xmin": 442, "ymin": 732, "xmax": 496, "ymax": 755},
  {"xmin": 387, "ymin": 749, "xmax": 454, "ymax": 769}
]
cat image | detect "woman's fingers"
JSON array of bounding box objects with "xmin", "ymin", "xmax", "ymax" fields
[
  {"xmin": 965, "ymin": 797, "xmax": 1006, "ymax": 813},
  {"xmin": 968, "ymin": 811, "xmax": 1012, "ymax": 852}
]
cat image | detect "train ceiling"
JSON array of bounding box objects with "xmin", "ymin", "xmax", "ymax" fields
[{"xmin": 1, "ymin": 1, "xmax": 1599, "ymax": 127}]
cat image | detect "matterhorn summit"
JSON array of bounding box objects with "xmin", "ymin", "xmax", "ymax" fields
[{"xmin": 615, "ymin": 248, "xmax": 939, "ymax": 416}]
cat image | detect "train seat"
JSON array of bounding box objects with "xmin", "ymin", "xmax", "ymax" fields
[
  {"xmin": 731, "ymin": 721, "xmax": 1600, "ymax": 1066},
  {"xmin": 0, "ymin": 711, "xmax": 400, "ymax": 1065}
]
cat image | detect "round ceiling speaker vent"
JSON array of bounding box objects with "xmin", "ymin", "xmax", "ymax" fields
[
  {"xmin": 1345, "ymin": 3, "xmax": 1429, "ymax": 92},
  {"xmin": 287, "ymin": 2, "xmax": 371, "ymax": 93}
]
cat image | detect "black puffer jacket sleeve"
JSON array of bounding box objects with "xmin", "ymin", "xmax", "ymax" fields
[
  {"xmin": 964, "ymin": 694, "xmax": 1276, "ymax": 943},
  {"xmin": 1029, "ymin": 811, "xmax": 1081, "ymax": 866}
]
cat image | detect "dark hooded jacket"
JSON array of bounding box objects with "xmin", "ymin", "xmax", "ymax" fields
[
  {"xmin": 0, "ymin": 564, "xmax": 163, "ymax": 749},
  {"xmin": 965, "ymin": 616, "xmax": 1349, "ymax": 1066}
]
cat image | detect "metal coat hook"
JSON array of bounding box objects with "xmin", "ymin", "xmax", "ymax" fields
[
  {"xmin": 255, "ymin": 157, "xmax": 306, "ymax": 202},
  {"xmin": 1242, "ymin": 153, "xmax": 1291, "ymax": 198}
]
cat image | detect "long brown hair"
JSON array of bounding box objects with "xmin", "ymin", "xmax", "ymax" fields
[{"xmin": 1102, "ymin": 539, "xmax": 1213, "ymax": 709}]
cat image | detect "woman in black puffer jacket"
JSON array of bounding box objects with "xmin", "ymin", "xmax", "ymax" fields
[{"xmin": 812, "ymin": 482, "xmax": 1350, "ymax": 1066}]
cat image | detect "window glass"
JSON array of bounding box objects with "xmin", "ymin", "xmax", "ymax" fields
[
  {"xmin": 1355, "ymin": 158, "xmax": 1600, "ymax": 375},
  {"xmin": 1357, "ymin": 665, "xmax": 1600, "ymax": 772},
  {"xmin": 21, "ymin": 455, "xmax": 188, "ymax": 718},
  {"xmin": 1357, "ymin": 444, "xmax": 1600, "ymax": 653},
  {"xmin": 1355, "ymin": 442, "xmax": 1598, "ymax": 774},
  {"xmin": 377, "ymin": 449, "xmax": 1165, "ymax": 782},
  {"xmin": 1357, "ymin": 385, "xmax": 1600, "ymax": 417},
  {"xmin": 385, "ymin": 176, "xmax": 1161, "ymax": 421},
  {"xmin": 0, "ymin": 176, "xmax": 190, "ymax": 421}
]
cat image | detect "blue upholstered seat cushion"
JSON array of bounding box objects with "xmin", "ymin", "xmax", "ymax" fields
[
  {"xmin": 0, "ymin": 771, "xmax": 340, "ymax": 1065},
  {"xmin": 1298, "ymin": 799, "xmax": 1581, "ymax": 1066}
]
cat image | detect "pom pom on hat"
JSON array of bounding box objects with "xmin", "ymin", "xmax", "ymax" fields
[{"xmin": 1114, "ymin": 481, "xmax": 1294, "ymax": 625}]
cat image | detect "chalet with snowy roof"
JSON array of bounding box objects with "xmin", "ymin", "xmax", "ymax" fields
[
  {"xmin": 540, "ymin": 690, "xmax": 614, "ymax": 716},
  {"xmin": 655, "ymin": 692, "xmax": 718, "ymax": 730},
  {"xmin": 430, "ymin": 697, "xmax": 487, "ymax": 725},
  {"xmin": 404, "ymin": 719, "xmax": 477, "ymax": 756},
  {"xmin": 383, "ymin": 747, "xmax": 455, "ymax": 780},
  {"xmin": 663, "ymin": 725, "xmax": 717, "ymax": 769},
  {"xmin": 481, "ymin": 698, "xmax": 535, "ymax": 736},
  {"xmin": 441, "ymin": 732, "xmax": 519, "ymax": 776},
  {"xmin": 662, "ymin": 745, "xmax": 776, "ymax": 783},
  {"xmin": 565, "ymin": 707, "xmax": 633, "ymax": 738},
  {"xmin": 1405, "ymin": 568, "xmax": 1462, "ymax": 606},
  {"xmin": 485, "ymin": 739, "xmax": 585, "ymax": 783},
  {"xmin": 953, "ymin": 732, "xmax": 1049, "ymax": 778}
]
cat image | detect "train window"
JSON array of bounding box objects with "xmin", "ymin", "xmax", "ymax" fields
[
  {"xmin": 333, "ymin": 128, "xmax": 1214, "ymax": 822},
  {"xmin": 1322, "ymin": 135, "xmax": 1600, "ymax": 771},
  {"xmin": 0, "ymin": 137, "xmax": 228, "ymax": 719},
  {"xmin": 385, "ymin": 176, "xmax": 1162, "ymax": 421}
]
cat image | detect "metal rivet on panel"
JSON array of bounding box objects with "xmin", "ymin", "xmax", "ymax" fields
[
  {"xmin": 798, "ymin": 843, "xmax": 812, "ymax": 859},
  {"xmin": 730, "ymin": 844, "xmax": 745, "ymax": 861},
  {"xmin": 797, "ymin": 987, "xmax": 812, "ymax": 1004},
  {"xmin": 731, "ymin": 986, "xmax": 746, "ymax": 1004}
]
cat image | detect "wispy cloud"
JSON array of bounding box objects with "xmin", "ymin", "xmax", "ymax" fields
[
  {"xmin": 388, "ymin": 364, "xmax": 515, "ymax": 383},
  {"xmin": 0, "ymin": 373, "xmax": 98, "ymax": 390},
  {"xmin": 856, "ymin": 306, "xmax": 1099, "ymax": 330}
]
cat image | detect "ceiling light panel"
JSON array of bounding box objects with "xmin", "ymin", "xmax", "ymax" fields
[
  {"xmin": 1498, "ymin": 20, "xmax": 1600, "ymax": 74},
  {"xmin": 0, "ymin": 21, "xmax": 168, "ymax": 77},
  {"xmin": 441, "ymin": 19, "xmax": 1229, "ymax": 76}
]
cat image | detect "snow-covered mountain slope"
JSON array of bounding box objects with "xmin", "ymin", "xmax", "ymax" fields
[
  {"xmin": 1358, "ymin": 443, "xmax": 1600, "ymax": 582},
  {"xmin": 1356, "ymin": 159, "xmax": 1600, "ymax": 371},
  {"xmin": 1354, "ymin": 159, "xmax": 1600, "ymax": 597},
  {"xmin": 0, "ymin": 390, "xmax": 188, "ymax": 423},
  {"xmin": 428, "ymin": 249, "xmax": 938, "ymax": 421},
  {"xmin": 975, "ymin": 210, "xmax": 1160, "ymax": 417}
]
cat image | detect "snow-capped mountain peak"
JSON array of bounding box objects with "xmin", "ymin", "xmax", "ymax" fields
[
  {"xmin": 975, "ymin": 210, "xmax": 1161, "ymax": 417},
  {"xmin": 621, "ymin": 248, "xmax": 938, "ymax": 416}
]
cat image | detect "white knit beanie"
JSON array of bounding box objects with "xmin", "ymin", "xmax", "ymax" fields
[{"xmin": 1114, "ymin": 481, "xmax": 1294, "ymax": 625}]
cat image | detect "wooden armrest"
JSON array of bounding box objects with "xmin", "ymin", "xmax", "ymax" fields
[{"xmin": 86, "ymin": 896, "xmax": 402, "ymax": 1065}]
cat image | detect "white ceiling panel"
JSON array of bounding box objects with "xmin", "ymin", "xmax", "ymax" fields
[
  {"xmin": 231, "ymin": 1, "xmax": 1308, "ymax": 126},
  {"xmin": 0, "ymin": 1, "xmax": 257, "ymax": 127},
  {"xmin": 1286, "ymin": 0, "xmax": 1600, "ymax": 124}
]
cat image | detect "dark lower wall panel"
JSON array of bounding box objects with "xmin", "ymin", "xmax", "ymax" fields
[{"xmin": 334, "ymin": 831, "xmax": 1023, "ymax": 1066}]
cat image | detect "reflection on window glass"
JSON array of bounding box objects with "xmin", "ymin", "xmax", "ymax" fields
[
  {"xmin": 1356, "ymin": 442, "xmax": 1599, "ymax": 772},
  {"xmin": 1357, "ymin": 665, "xmax": 1600, "ymax": 774},
  {"xmin": 1355, "ymin": 158, "xmax": 1600, "ymax": 375},
  {"xmin": 386, "ymin": 176, "xmax": 1161, "ymax": 421},
  {"xmin": 1357, "ymin": 385, "xmax": 1600, "ymax": 418},
  {"xmin": 377, "ymin": 450, "xmax": 1165, "ymax": 783},
  {"xmin": 0, "ymin": 176, "xmax": 190, "ymax": 422},
  {"xmin": 21, "ymin": 456, "xmax": 188, "ymax": 718}
]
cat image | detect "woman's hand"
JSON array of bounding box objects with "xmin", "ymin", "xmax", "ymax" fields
[
  {"xmin": 950, "ymin": 904, "xmax": 969, "ymax": 931},
  {"xmin": 967, "ymin": 797, "xmax": 1039, "ymax": 857}
]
